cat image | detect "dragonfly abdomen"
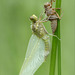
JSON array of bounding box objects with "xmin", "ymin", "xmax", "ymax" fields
[
  {"xmin": 42, "ymin": 35, "xmax": 50, "ymax": 58},
  {"xmin": 45, "ymin": 40, "xmax": 49, "ymax": 51}
]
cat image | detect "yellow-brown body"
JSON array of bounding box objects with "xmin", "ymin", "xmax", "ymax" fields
[{"xmin": 30, "ymin": 15, "xmax": 50, "ymax": 58}]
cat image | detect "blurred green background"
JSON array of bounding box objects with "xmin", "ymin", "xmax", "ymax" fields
[{"xmin": 0, "ymin": 0, "xmax": 74, "ymax": 75}]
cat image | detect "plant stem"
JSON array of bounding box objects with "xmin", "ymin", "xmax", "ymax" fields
[
  {"xmin": 49, "ymin": 36, "xmax": 58, "ymax": 75},
  {"xmin": 49, "ymin": 0, "xmax": 61, "ymax": 75},
  {"xmin": 56, "ymin": 0, "xmax": 61, "ymax": 75}
]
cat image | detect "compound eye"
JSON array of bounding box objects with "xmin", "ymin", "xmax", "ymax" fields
[
  {"xmin": 47, "ymin": 3, "xmax": 50, "ymax": 6},
  {"xmin": 30, "ymin": 15, "xmax": 38, "ymax": 23},
  {"xmin": 44, "ymin": 2, "xmax": 50, "ymax": 8}
]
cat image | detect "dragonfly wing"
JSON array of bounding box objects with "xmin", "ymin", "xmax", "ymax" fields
[{"xmin": 19, "ymin": 34, "xmax": 45, "ymax": 75}]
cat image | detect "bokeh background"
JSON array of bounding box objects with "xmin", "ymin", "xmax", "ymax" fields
[{"xmin": 0, "ymin": 0, "xmax": 74, "ymax": 75}]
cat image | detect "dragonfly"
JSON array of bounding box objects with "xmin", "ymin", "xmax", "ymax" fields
[
  {"xmin": 19, "ymin": 14, "xmax": 51, "ymax": 75},
  {"xmin": 44, "ymin": 0, "xmax": 61, "ymax": 34}
]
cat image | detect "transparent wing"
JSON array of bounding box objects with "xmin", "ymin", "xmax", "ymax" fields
[{"xmin": 19, "ymin": 34, "xmax": 45, "ymax": 75}]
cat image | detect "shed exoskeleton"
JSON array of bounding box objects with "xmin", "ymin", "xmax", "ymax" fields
[{"xmin": 44, "ymin": 1, "xmax": 61, "ymax": 33}]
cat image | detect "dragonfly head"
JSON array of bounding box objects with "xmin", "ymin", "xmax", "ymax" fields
[
  {"xmin": 30, "ymin": 14, "xmax": 38, "ymax": 23},
  {"xmin": 44, "ymin": 2, "xmax": 52, "ymax": 8}
]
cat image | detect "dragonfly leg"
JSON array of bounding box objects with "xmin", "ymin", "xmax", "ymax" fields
[
  {"xmin": 50, "ymin": 0, "xmax": 56, "ymax": 6},
  {"xmin": 56, "ymin": 12, "xmax": 61, "ymax": 20},
  {"xmin": 39, "ymin": 20, "xmax": 48, "ymax": 23},
  {"xmin": 48, "ymin": 33, "xmax": 61, "ymax": 40},
  {"xmin": 52, "ymin": 8, "xmax": 61, "ymax": 10},
  {"xmin": 51, "ymin": 8, "xmax": 61, "ymax": 20},
  {"xmin": 39, "ymin": 11, "xmax": 44, "ymax": 21}
]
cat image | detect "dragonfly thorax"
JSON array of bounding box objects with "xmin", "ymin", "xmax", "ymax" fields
[{"xmin": 31, "ymin": 22, "xmax": 46, "ymax": 38}]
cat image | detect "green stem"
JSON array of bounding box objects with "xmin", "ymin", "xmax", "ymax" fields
[
  {"xmin": 49, "ymin": 0, "xmax": 61, "ymax": 75},
  {"xmin": 56, "ymin": 0, "xmax": 61, "ymax": 75},
  {"xmin": 49, "ymin": 36, "xmax": 58, "ymax": 75}
]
